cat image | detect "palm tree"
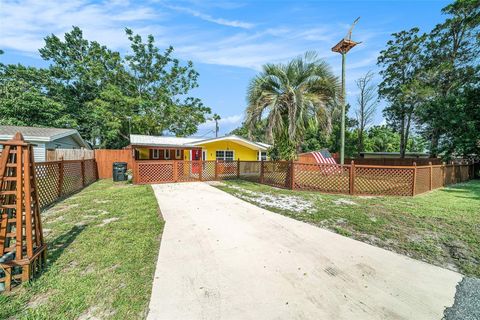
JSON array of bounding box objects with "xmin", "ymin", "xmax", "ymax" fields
[{"xmin": 246, "ymin": 51, "xmax": 339, "ymax": 159}]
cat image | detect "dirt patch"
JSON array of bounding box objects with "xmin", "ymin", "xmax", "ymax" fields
[
  {"xmin": 78, "ymin": 306, "xmax": 115, "ymax": 320},
  {"xmin": 332, "ymin": 198, "xmax": 357, "ymax": 206},
  {"xmin": 27, "ymin": 293, "xmax": 50, "ymax": 309},
  {"xmin": 98, "ymin": 217, "xmax": 119, "ymax": 227},
  {"xmin": 226, "ymin": 185, "xmax": 314, "ymax": 213},
  {"xmin": 93, "ymin": 199, "xmax": 111, "ymax": 204}
]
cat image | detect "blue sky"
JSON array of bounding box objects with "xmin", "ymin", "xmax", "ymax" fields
[{"xmin": 0, "ymin": 0, "xmax": 450, "ymax": 137}]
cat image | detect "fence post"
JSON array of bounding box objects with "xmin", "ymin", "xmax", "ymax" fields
[
  {"xmin": 214, "ymin": 160, "xmax": 218, "ymax": 180},
  {"xmin": 260, "ymin": 160, "xmax": 265, "ymax": 184},
  {"xmin": 428, "ymin": 161, "xmax": 433, "ymax": 191},
  {"xmin": 173, "ymin": 161, "xmax": 178, "ymax": 182},
  {"xmin": 81, "ymin": 157, "xmax": 86, "ymax": 187},
  {"xmin": 237, "ymin": 158, "xmax": 240, "ymax": 179},
  {"xmin": 349, "ymin": 160, "xmax": 355, "ymax": 195},
  {"xmin": 412, "ymin": 162, "xmax": 417, "ymax": 196},
  {"xmin": 442, "ymin": 162, "xmax": 446, "ymax": 186},
  {"xmin": 58, "ymin": 156, "xmax": 64, "ymax": 197},
  {"xmin": 198, "ymin": 160, "xmax": 203, "ymax": 181},
  {"xmin": 289, "ymin": 160, "xmax": 295, "ymax": 190}
]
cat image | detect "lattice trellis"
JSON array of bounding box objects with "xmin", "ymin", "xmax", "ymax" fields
[
  {"xmin": 61, "ymin": 161, "xmax": 83, "ymax": 196},
  {"xmin": 217, "ymin": 161, "xmax": 237, "ymax": 180},
  {"xmin": 137, "ymin": 162, "xmax": 174, "ymax": 184},
  {"xmin": 35, "ymin": 162, "xmax": 61, "ymax": 208},
  {"xmin": 84, "ymin": 160, "xmax": 97, "ymax": 185},
  {"xmin": 355, "ymin": 166, "xmax": 414, "ymax": 196},
  {"xmin": 176, "ymin": 161, "xmax": 200, "ymax": 182},
  {"xmin": 294, "ymin": 163, "xmax": 350, "ymax": 193},
  {"xmin": 0, "ymin": 133, "xmax": 47, "ymax": 292},
  {"xmin": 201, "ymin": 161, "xmax": 217, "ymax": 181}
]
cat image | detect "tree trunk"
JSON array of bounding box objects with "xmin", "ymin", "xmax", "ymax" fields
[
  {"xmin": 430, "ymin": 129, "xmax": 439, "ymax": 157},
  {"xmin": 399, "ymin": 115, "xmax": 406, "ymax": 158}
]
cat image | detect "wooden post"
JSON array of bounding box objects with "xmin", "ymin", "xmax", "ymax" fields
[
  {"xmin": 442, "ymin": 162, "xmax": 446, "ymax": 186},
  {"xmin": 198, "ymin": 160, "xmax": 203, "ymax": 181},
  {"xmin": 412, "ymin": 162, "xmax": 417, "ymax": 196},
  {"xmin": 237, "ymin": 158, "xmax": 240, "ymax": 179},
  {"xmin": 173, "ymin": 161, "xmax": 178, "ymax": 182},
  {"xmin": 214, "ymin": 160, "xmax": 218, "ymax": 180},
  {"xmin": 260, "ymin": 160, "xmax": 265, "ymax": 184},
  {"xmin": 4, "ymin": 267, "xmax": 11, "ymax": 292},
  {"xmin": 16, "ymin": 145, "xmax": 24, "ymax": 260},
  {"xmin": 81, "ymin": 157, "xmax": 86, "ymax": 187},
  {"xmin": 289, "ymin": 160, "xmax": 295, "ymax": 190},
  {"xmin": 349, "ymin": 160, "xmax": 355, "ymax": 195},
  {"xmin": 429, "ymin": 162, "xmax": 433, "ymax": 191},
  {"xmin": 58, "ymin": 156, "xmax": 64, "ymax": 197}
]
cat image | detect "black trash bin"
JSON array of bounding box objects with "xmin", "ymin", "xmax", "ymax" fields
[{"xmin": 113, "ymin": 162, "xmax": 128, "ymax": 181}]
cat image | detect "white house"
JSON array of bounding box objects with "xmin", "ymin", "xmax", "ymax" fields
[{"xmin": 0, "ymin": 125, "xmax": 91, "ymax": 162}]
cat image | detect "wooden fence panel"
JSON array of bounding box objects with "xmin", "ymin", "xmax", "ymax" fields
[
  {"xmin": 354, "ymin": 166, "xmax": 414, "ymax": 196},
  {"xmin": 46, "ymin": 148, "xmax": 94, "ymax": 161},
  {"xmin": 132, "ymin": 159, "xmax": 475, "ymax": 196},
  {"xmin": 94, "ymin": 149, "xmax": 133, "ymax": 179},
  {"xmin": 34, "ymin": 159, "xmax": 98, "ymax": 208},
  {"xmin": 239, "ymin": 161, "xmax": 261, "ymax": 182},
  {"xmin": 294, "ymin": 162, "xmax": 350, "ymax": 193},
  {"xmin": 415, "ymin": 166, "xmax": 431, "ymax": 195}
]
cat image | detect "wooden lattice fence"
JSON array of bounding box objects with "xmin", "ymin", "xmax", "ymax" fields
[
  {"xmin": 134, "ymin": 160, "xmax": 475, "ymax": 197},
  {"xmin": 34, "ymin": 159, "xmax": 98, "ymax": 208}
]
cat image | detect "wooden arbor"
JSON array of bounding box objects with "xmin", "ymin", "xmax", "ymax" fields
[{"xmin": 0, "ymin": 133, "xmax": 46, "ymax": 292}]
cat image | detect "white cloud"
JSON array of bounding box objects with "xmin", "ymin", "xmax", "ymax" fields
[
  {"xmin": 0, "ymin": 0, "xmax": 161, "ymax": 53},
  {"xmin": 165, "ymin": 5, "xmax": 254, "ymax": 29}
]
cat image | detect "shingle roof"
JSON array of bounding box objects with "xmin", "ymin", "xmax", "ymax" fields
[
  {"xmin": 0, "ymin": 125, "xmax": 90, "ymax": 148},
  {"xmin": 0, "ymin": 125, "xmax": 76, "ymax": 139}
]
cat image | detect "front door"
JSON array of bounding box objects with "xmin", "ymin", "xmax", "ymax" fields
[{"xmin": 192, "ymin": 149, "xmax": 201, "ymax": 174}]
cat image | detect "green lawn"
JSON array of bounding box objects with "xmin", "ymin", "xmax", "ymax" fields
[
  {"xmin": 0, "ymin": 180, "xmax": 163, "ymax": 320},
  {"xmin": 216, "ymin": 179, "xmax": 480, "ymax": 277}
]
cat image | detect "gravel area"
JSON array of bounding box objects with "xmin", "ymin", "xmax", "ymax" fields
[{"xmin": 444, "ymin": 277, "xmax": 480, "ymax": 320}]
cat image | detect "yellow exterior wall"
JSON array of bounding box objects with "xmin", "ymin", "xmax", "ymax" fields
[
  {"xmin": 138, "ymin": 148, "xmax": 150, "ymax": 159},
  {"xmin": 196, "ymin": 140, "xmax": 259, "ymax": 161}
]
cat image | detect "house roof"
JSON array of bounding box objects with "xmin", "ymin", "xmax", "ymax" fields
[
  {"xmin": 0, "ymin": 125, "xmax": 91, "ymax": 149},
  {"xmin": 130, "ymin": 134, "xmax": 270, "ymax": 151},
  {"xmin": 130, "ymin": 135, "xmax": 202, "ymax": 148}
]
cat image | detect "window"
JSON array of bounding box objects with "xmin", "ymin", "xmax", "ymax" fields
[
  {"xmin": 165, "ymin": 149, "xmax": 170, "ymax": 159},
  {"xmin": 152, "ymin": 149, "xmax": 160, "ymax": 159},
  {"xmin": 175, "ymin": 149, "xmax": 181, "ymax": 159},
  {"xmin": 216, "ymin": 150, "xmax": 234, "ymax": 161},
  {"xmin": 258, "ymin": 151, "xmax": 267, "ymax": 161}
]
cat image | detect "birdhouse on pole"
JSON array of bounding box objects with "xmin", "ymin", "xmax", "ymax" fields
[{"xmin": 331, "ymin": 17, "xmax": 361, "ymax": 165}]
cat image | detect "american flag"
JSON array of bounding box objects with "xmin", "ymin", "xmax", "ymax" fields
[{"xmin": 311, "ymin": 149, "xmax": 337, "ymax": 164}]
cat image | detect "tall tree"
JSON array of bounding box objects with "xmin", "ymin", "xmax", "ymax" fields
[
  {"xmin": 417, "ymin": 0, "xmax": 480, "ymax": 156},
  {"xmin": 0, "ymin": 64, "xmax": 75, "ymax": 127},
  {"xmin": 354, "ymin": 71, "xmax": 378, "ymax": 154},
  {"xmin": 377, "ymin": 28, "xmax": 427, "ymax": 158},
  {"xmin": 245, "ymin": 51, "xmax": 339, "ymax": 160},
  {"xmin": 32, "ymin": 26, "xmax": 210, "ymax": 148}
]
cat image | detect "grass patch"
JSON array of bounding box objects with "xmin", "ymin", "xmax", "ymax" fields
[
  {"xmin": 0, "ymin": 180, "xmax": 163, "ymax": 320},
  {"xmin": 216, "ymin": 179, "xmax": 480, "ymax": 277}
]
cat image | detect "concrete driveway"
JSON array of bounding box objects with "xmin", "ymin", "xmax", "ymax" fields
[{"xmin": 147, "ymin": 182, "xmax": 461, "ymax": 320}]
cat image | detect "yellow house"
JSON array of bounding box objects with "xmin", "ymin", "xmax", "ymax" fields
[{"xmin": 129, "ymin": 134, "xmax": 270, "ymax": 161}]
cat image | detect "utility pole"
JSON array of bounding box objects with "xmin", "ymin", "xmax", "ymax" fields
[
  {"xmin": 332, "ymin": 17, "xmax": 361, "ymax": 165},
  {"xmin": 126, "ymin": 116, "xmax": 132, "ymax": 142},
  {"xmin": 213, "ymin": 114, "xmax": 221, "ymax": 138}
]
